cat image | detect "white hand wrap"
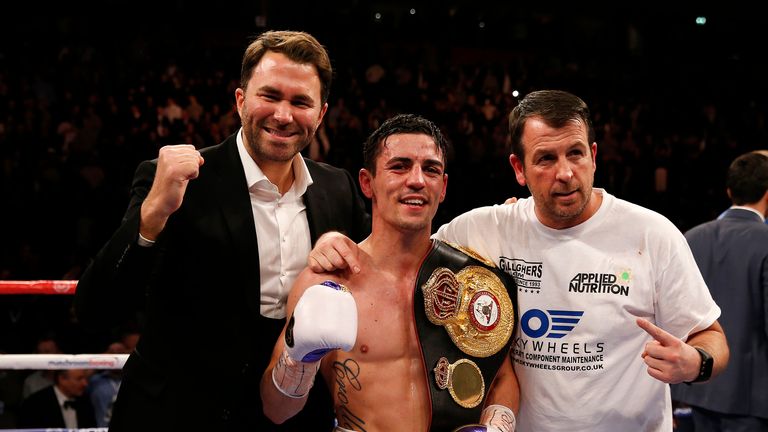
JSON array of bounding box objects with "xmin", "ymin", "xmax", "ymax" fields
[
  {"xmin": 285, "ymin": 281, "xmax": 357, "ymax": 362},
  {"xmin": 480, "ymin": 404, "xmax": 516, "ymax": 432},
  {"xmin": 451, "ymin": 404, "xmax": 516, "ymax": 432},
  {"xmin": 271, "ymin": 281, "xmax": 357, "ymax": 398},
  {"xmin": 271, "ymin": 348, "xmax": 321, "ymax": 398}
]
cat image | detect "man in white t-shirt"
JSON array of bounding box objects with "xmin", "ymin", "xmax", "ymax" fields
[{"xmin": 309, "ymin": 90, "xmax": 729, "ymax": 432}]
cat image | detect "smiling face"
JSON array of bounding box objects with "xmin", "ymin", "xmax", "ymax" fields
[
  {"xmin": 360, "ymin": 133, "xmax": 447, "ymax": 233},
  {"xmin": 509, "ymin": 116, "xmax": 599, "ymax": 229},
  {"xmin": 235, "ymin": 51, "xmax": 328, "ymax": 166}
]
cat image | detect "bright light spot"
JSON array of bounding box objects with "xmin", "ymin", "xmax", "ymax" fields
[
  {"xmin": 479, "ymin": 21, "xmax": 486, "ymax": 29},
  {"xmin": 512, "ymin": 90, "xmax": 520, "ymax": 98},
  {"xmin": 695, "ymin": 16, "xmax": 707, "ymax": 25},
  {"xmin": 410, "ymin": 8, "xmax": 416, "ymax": 15},
  {"xmin": 374, "ymin": 12, "xmax": 382, "ymax": 21}
]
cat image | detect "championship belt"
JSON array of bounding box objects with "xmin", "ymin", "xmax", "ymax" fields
[{"xmin": 415, "ymin": 240, "xmax": 517, "ymax": 431}]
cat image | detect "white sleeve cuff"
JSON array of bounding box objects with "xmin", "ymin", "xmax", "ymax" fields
[{"xmin": 137, "ymin": 233, "xmax": 156, "ymax": 247}]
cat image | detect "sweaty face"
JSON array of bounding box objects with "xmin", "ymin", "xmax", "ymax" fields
[
  {"xmin": 509, "ymin": 116, "xmax": 598, "ymax": 229},
  {"xmin": 361, "ymin": 133, "xmax": 447, "ymax": 233},
  {"xmin": 236, "ymin": 51, "xmax": 327, "ymax": 165}
]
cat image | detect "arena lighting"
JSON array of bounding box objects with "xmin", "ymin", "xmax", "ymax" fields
[
  {"xmin": 375, "ymin": 12, "xmax": 382, "ymax": 21},
  {"xmin": 512, "ymin": 90, "xmax": 520, "ymax": 98},
  {"xmin": 696, "ymin": 16, "xmax": 707, "ymax": 25},
  {"xmin": 410, "ymin": 8, "xmax": 416, "ymax": 15},
  {"xmin": 479, "ymin": 21, "xmax": 486, "ymax": 29}
]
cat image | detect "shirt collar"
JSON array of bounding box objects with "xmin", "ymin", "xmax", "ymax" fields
[
  {"xmin": 53, "ymin": 385, "xmax": 71, "ymax": 408},
  {"xmin": 236, "ymin": 127, "xmax": 313, "ymax": 195},
  {"xmin": 728, "ymin": 205, "xmax": 766, "ymax": 222}
]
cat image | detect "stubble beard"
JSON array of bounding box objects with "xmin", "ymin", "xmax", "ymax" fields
[
  {"xmin": 395, "ymin": 205, "xmax": 435, "ymax": 233},
  {"xmin": 547, "ymin": 185, "xmax": 592, "ymax": 222},
  {"xmin": 242, "ymin": 114, "xmax": 313, "ymax": 163},
  {"xmin": 397, "ymin": 218, "xmax": 430, "ymax": 232}
]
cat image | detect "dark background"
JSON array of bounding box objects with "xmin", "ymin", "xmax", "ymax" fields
[{"xmin": 0, "ymin": 1, "xmax": 766, "ymax": 352}]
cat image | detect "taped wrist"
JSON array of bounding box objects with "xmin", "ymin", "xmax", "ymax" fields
[
  {"xmin": 481, "ymin": 404, "xmax": 516, "ymax": 432},
  {"xmin": 271, "ymin": 348, "xmax": 321, "ymax": 398}
]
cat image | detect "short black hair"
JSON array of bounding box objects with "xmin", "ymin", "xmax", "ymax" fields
[
  {"xmin": 727, "ymin": 152, "xmax": 768, "ymax": 205},
  {"xmin": 508, "ymin": 90, "xmax": 594, "ymax": 160},
  {"xmin": 363, "ymin": 113, "xmax": 447, "ymax": 175}
]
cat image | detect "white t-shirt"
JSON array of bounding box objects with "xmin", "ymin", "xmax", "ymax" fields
[{"xmin": 435, "ymin": 189, "xmax": 720, "ymax": 432}]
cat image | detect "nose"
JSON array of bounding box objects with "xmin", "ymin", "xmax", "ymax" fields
[
  {"xmin": 555, "ymin": 159, "xmax": 574, "ymax": 182},
  {"xmin": 273, "ymin": 101, "xmax": 293, "ymax": 124},
  {"xmin": 406, "ymin": 166, "xmax": 426, "ymax": 189}
]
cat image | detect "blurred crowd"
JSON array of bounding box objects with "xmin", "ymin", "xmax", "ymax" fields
[{"xmin": 1, "ymin": 3, "xmax": 766, "ymax": 428}]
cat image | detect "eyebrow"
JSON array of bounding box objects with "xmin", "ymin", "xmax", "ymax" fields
[
  {"xmin": 531, "ymin": 141, "xmax": 587, "ymax": 156},
  {"xmin": 257, "ymin": 85, "xmax": 316, "ymax": 105},
  {"xmin": 385, "ymin": 156, "xmax": 444, "ymax": 168}
]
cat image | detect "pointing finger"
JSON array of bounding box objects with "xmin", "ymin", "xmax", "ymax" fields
[{"xmin": 636, "ymin": 318, "xmax": 678, "ymax": 346}]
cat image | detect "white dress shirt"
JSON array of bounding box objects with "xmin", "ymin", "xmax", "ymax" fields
[
  {"xmin": 53, "ymin": 385, "xmax": 78, "ymax": 429},
  {"xmin": 236, "ymin": 129, "xmax": 312, "ymax": 319}
]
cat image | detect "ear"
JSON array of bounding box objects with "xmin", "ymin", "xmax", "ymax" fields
[
  {"xmin": 317, "ymin": 102, "xmax": 329, "ymax": 127},
  {"xmin": 509, "ymin": 154, "xmax": 526, "ymax": 186},
  {"xmin": 591, "ymin": 142, "xmax": 598, "ymax": 169},
  {"xmin": 438, "ymin": 173, "xmax": 448, "ymax": 203},
  {"xmin": 235, "ymin": 88, "xmax": 245, "ymax": 118},
  {"xmin": 359, "ymin": 168, "xmax": 373, "ymax": 199},
  {"xmin": 761, "ymin": 189, "xmax": 768, "ymax": 218}
]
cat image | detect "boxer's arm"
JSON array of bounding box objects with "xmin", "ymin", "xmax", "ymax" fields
[
  {"xmin": 260, "ymin": 272, "xmax": 357, "ymax": 424},
  {"xmin": 453, "ymin": 351, "xmax": 519, "ymax": 431},
  {"xmin": 462, "ymin": 351, "xmax": 519, "ymax": 432},
  {"xmin": 486, "ymin": 352, "xmax": 519, "ymax": 430},
  {"xmin": 453, "ymin": 401, "xmax": 517, "ymax": 432},
  {"xmin": 261, "ymin": 328, "xmax": 310, "ymax": 422}
]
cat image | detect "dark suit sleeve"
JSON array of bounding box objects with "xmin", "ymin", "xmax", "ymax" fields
[
  {"xmin": 763, "ymin": 253, "xmax": 768, "ymax": 339},
  {"xmin": 340, "ymin": 167, "xmax": 371, "ymax": 242},
  {"xmin": 74, "ymin": 159, "xmax": 160, "ymax": 329},
  {"xmin": 305, "ymin": 160, "xmax": 371, "ymax": 244},
  {"xmin": 19, "ymin": 387, "xmax": 62, "ymax": 428}
]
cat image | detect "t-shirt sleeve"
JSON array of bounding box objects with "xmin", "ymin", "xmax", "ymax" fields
[
  {"xmin": 654, "ymin": 223, "xmax": 721, "ymax": 340},
  {"xmin": 433, "ymin": 205, "xmax": 507, "ymax": 263}
]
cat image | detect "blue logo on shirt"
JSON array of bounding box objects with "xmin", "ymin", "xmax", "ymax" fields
[{"xmin": 521, "ymin": 309, "xmax": 584, "ymax": 339}]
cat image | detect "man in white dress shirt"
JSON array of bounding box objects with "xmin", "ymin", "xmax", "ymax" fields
[{"xmin": 19, "ymin": 369, "xmax": 96, "ymax": 429}]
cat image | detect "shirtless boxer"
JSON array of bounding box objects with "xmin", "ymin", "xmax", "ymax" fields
[{"xmin": 260, "ymin": 114, "xmax": 519, "ymax": 431}]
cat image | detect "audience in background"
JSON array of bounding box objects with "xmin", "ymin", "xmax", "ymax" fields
[
  {"xmin": 19, "ymin": 369, "xmax": 96, "ymax": 429},
  {"xmin": 21, "ymin": 335, "xmax": 62, "ymax": 399},
  {"xmin": 0, "ymin": 7, "xmax": 765, "ymax": 430}
]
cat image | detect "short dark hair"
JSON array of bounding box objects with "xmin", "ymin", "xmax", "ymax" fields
[
  {"xmin": 363, "ymin": 114, "xmax": 447, "ymax": 175},
  {"xmin": 508, "ymin": 90, "xmax": 595, "ymax": 159},
  {"xmin": 53, "ymin": 370, "xmax": 68, "ymax": 383},
  {"xmin": 240, "ymin": 30, "xmax": 332, "ymax": 104},
  {"xmin": 727, "ymin": 152, "xmax": 768, "ymax": 205}
]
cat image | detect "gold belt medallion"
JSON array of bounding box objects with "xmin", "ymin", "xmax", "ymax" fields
[
  {"xmin": 433, "ymin": 357, "xmax": 485, "ymax": 408},
  {"xmin": 422, "ymin": 266, "xmax": 514, "ymax": 357}
]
